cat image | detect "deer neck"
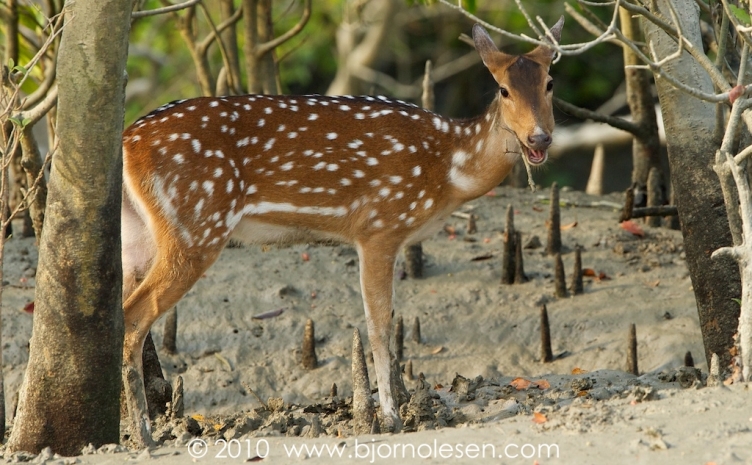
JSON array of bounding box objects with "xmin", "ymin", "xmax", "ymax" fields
[{"xmin": 445, "ymin": 97, "xmax": 522, "ymax": 202}]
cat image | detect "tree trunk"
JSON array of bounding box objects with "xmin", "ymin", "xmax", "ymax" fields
[
  {"xmin": 620, "ymin": 7, "xmax": 661, "ymax": 207},
  {"xmin": 643, "ymin": 0, "xmax": 741, "ymax": 370},
  {"xmin": 7, "ymin": 0, "xmax": 131, "ymax": 455}
]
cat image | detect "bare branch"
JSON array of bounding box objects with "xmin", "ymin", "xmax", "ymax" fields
[
  {"xmin": 18, "ymin": 84, "xmax": 57, "ymax": 126},
  {"xmin": 131, "ymin": 0, "xmax": 201, "ymax": 20},
  {"xmin": 554, "ymin": 97, "xmax": 641, "ymax": 134},
  {"xmin": 255, "ymin": 0, "xmax": 311, "ymax": 57}
]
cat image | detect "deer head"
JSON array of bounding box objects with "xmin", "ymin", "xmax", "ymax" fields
[{"xmin": 473, "ymin": 17, "xmax": 564, "ymax": 166}]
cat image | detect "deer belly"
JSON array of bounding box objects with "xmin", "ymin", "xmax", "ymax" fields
[{"xmin": 231, "ymin": 217, "xmax": 346, "ymax": 246}]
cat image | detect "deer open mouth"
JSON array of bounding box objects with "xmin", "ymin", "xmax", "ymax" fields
[{"xmin": 521, "ymin": 145, "xmax": 548, "ymax": 166}]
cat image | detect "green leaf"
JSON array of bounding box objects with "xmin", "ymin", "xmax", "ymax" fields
[
  {"xmin": 463, "ymin": 0, "xmax": 476, "ymax": 13},
  {"xmin": 12, "ymin": 65, "xmax": 28, "ymax": 75},
  {"xmin": 732, "ymin": 298, "xmax": 742, "ymax": 306},
  {"xmin": 22, "ymin": 118, "xmax": 31, "ymax": 127},
  {"xmin": 730, "ymin": 5, "xmax": 751, "ymax": 26}
]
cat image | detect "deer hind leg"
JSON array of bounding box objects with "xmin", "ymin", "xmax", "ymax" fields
[
  {"xmin": 122, "ymin": 236, "xmax": 226, "ymax": 446},
  {"xmin": 355, "ymin": 238, "xmax": 403, "ymax": 432}
]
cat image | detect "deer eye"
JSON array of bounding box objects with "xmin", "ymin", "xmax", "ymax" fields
[
  {"xmin": 499, "ymin": 87, "xmax": 509, "ymax": 98},
  {"xmin": 546, "ymin": 80, "xmax": 554, "ymax": 92}
]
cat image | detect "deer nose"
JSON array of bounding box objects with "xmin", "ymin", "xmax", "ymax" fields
[{"xmin": 527, "ymin": 133, "xmax": 552, "ymax": 150}]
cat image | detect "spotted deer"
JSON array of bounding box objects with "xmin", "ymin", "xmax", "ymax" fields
[{"xmin": 121, "ymin": 19, "xmax": 564, "ymax": 443}]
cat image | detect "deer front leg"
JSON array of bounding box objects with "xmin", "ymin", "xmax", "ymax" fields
[{"xmin": 356, "ymin": 240, "xmax": 402, "ymax": 432}]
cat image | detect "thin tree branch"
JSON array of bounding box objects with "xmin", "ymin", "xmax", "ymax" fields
[
  {"xmin": 255, "ymin": 0, "xmax": 312, "ymax": 57},
  {"xmin": 554, "ymin": 96, "xmax": 641, "ymax": 134},
  {"xmin": 131, "ymin": 0, "xmax": 201, "ymax": 20}
]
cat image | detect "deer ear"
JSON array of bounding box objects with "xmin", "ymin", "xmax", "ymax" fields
[
  {"xmin": 529, "ymin": 16, "xmax": 564, "ymax": 64},
  {"xmin": 472, "ymin": 24, "xmax": 501, "ymax": 68}
]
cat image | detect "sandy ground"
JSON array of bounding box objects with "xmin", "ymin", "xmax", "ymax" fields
[{"xmin": 1, "ymin": 186, "xmax": 750, "ymax": 464}]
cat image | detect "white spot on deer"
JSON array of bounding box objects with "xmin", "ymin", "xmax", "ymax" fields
[
  {"xmin": 455, "ymin": 125, "xmax": 461, "ymax": 135},
  {"xmin": 441, "ymin": 121, "xmax": 449, "ymax": 133},
  {"xmin": 381, "ymin": 150, "xmax": 392, "ymax": 156},
  {"xmin": 243, "ymin": 157, "xmax": 251, "ymax": 165},
  {"xmin": 379, "ymin": 187, "xmax": 391, "ymax": 198},
  {"xmin": 328, "ymin": 188, "xmax": 337, "ymax": 195},
  {"xmin": 327, "ymin": 164, "xmax": 339, "ymax": 171},
  {"xmin": 411, "ymin": 114, "xmax": 420, "ymax": 120},
  {"xmin": 150, "ymin": 139, "xmax": 161, "ymax": 146},
  {"xmin": 312, "ymin": 187, "xmax": 325, "ymax": 193},
  {"xmin": 279, "ymin": 102, "xmax": 288, "ymax": 109},
  {"xmin": 202, "ymin": 181, "xmax": 215, "ymax": 195},
  {"xmin": 422, "ymin": 141, "xmax": 429, "ymax": 150},
  {"xmin": 409, "ymin": 201, "xmax": 417, "ymax": 210},
  {"xmin": 158, "ymin": 147, "xmax": 167, "ymax": 156},
  {"xmin": 406, "ymin": 217, "xmax": 416, "ymax": 226},
  {"xmin": 418, "ymin": 190, "xmax": 426, "ymax": 199},
  {"xmin": 368, "ymin": 210, "xmax": 378, "ymax": 219},
  {"xmin": 300, "ymin": 187, "xmax": 312, "ymax": 193},
  {"xmin": 210, "ymin": 101, "xmax": 219, "ymax": 107},
  {"xmin": 340, "ymin": 105, "xmax": 351, "ymax": 111},
  {"xmin": 242, "ymin": 202, "xmax": 348, "ymax": 217},
  {"xmin": 278, "ymin": 124, "xmax": 286, "ymax": 132},
  {"xmin": 452, "ymin": 150, "xmax": 469, "ymax": 167},
  {"xmin": 251, "ymin": 137, "xmax": 259, "ymax": 145},
  {"xmin": 237, "ymin": 137, "xmax": 250, "ymax": 147},
  {"xmin": 475, "ymin": 123, "xmax": 481, "ymax": 134},
  {"xmin": 433, "ymin": 117, "xmax": 442, "ymax": 130},
  {"xmin": 308, "ymin": 113, "xmax": 319, "ymax": 121},
  {"xmin": 394, "ymin": 191, "xmax": 404, "ymax": 200},
  {"xmin": 389, "ymin": 176, "xmax": 402, "ymax": 184},
  {"xmin": 393, "ymin": 143, "xmax": 405, "ymax": 152},
  {"xmin": 221, "ymin": 125, "xmax": 228, "ymax": 133},
  {"xmin": 281, "ymin": 161, "xmax": 294, "ymax": 171},
  {"xmin": 424, "ymin": 198, "xmax": 434, "ymax": 209},
  {"xmin": 270, "ymin": 156, "xmax": 279, "ymax": 163},
  {"xmin": 350, "ymin": 199, "xmax": 361, "ymax": 211},
  {"xmin": 189, "ymin": 181, "xmax": 198, "ymax": 191},
  {"xmin": 214, "ymin": 168, "xmax": 223, "ymax": 178},
  {"xmin": 355, "ymin": 113, "xmax": 365, "ymax": 120},
  {"xmin": 257, "ymin": 119, "xmax": 266, "ymax": 127},
  {"xmin": 475, "ymin": 139, "xmax": 484, "ymax": 153},
  {"xmin": 220, "ymin": 111, "xmax": 228, "ymax": 118},
  {"xmin": 366, "ymin": 157, "xmax": 378, "ymax": 166},
  {"xmin": 369, "ymin": 179, "xmax": 381, "ymax": 187},
  {"xmin": 227, "ymin": 179, "xmax": 234, "ymax": 193},
  {"xmin": 313, "ymin": 161, "xmax": 327, "ymax": 170},
  {"xmin": 449, "ymin": 166, "xmax": 475, "ymax": 192},
  {"xmin": 408, "ymin": 145, "xmax": 417, "ymax": 153},
  {"xmin": 348, "ymin": 140, "xmax": 363, "ymax": 149},
  {"xmin": 264, "ymin": 107, "xmax": 272, "ymax": 114},
  {"xmin": 373, "ymin": 219, "xmax": 385, "ymax": 228},
  {"xmin": 264, "ymin": 138, "xmax": 276, "ymax": 151},
  {"xmin": 288, "ymin": 132, "xmax": 298, "ymax": 139},
  {"xmin": 244, "ymin": 104, "xmax": 251, "ymax": 110},
  {"xmin": 412, "ymin": 166, "xmax": 422, "ymax": 177},
  {"xmin": 187, "ymin": 105, "xmax": 196, "ymax": 111},
  {"xmin": 168, "ymin": 133, "xmax": 179, "ymax": 142},
  {"xmin": 193, "ymin": 198, "xmax": 204, "ymax": 219},
  {"xmin": 356, "ymin": 151, "xmax": 367, "ymax": 157},
  {"xmin": 354, "ymin": 170, "xmax": 365, "ymax": 178},
  {"xmin": 464, "ymin": 127, "xmax": 472, "ymax": 136},
  {"xmin": 173, "ymin": 154, "xmax": 184, "ymax": 164},
  {"xmin": 327, "ymin": 132, "xmax": 338, "ymax": 140},
  {"xmin": 132, "ymin": 135, "xmax": 142, "ymax": 142},
  {"xmin": 341, "ymin": 178, "xmax": 352, "ymax": 186}
]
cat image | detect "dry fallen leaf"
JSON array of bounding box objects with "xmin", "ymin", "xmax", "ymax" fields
[
  {"xmin": 620, "ymin": 220, "xmax": 644, "ymax": 237},
  {"xmin": 444, "ymin": 225, "xmax": 456, "ymax": 235},
  {"xmin": 561, "ymin": 221, "xmax": 578, "ymax": 230},
  {"xmin": 301, "ymin": 252, "xmax": 310, "ymax": 261},
  {"xmin": 647, "ymin": 279, "xmax": 661, "ymax": 288},
  {"xmin": 485, "ymin": 190, "xmax": 497, "ymax": 197},
  {"xmin": 470, "ymin": 253, "xmax": 494, "ymax": 262},
  {"xmin": 583, "ymin": 268, "xmax": 597, "ymax": 277},
  {"xmin": 191, "ymin": 413, "xmax": 205, "ymax": 422},
  {"xmin": 571, "ymin": 367, "xmax": 588, "ymax": 375},
  {"xmin": 251, "ymin": 308, "xmax": 284, "ymax": 320},
  {"xmin": 483, "ymin": 237, "xmax": 491, "ymax": 244},
  {"xmin": 532, "ymin": 412, "xmax": 547, "ymax": 424},
  {"xmin": 534, "ymin": 379, "xmax": 551, "ymax": 390},
  {"xmin": 431, "ymin": 346, "xmax": 445, "ymax": 355},
  {"xmin": 434, "ymin": 383, "xmax": 444, "ymax": 390},
  {"xmin": 23, "ymin": 301, "xmax": 34, "ymax": 314},
  {"xmin": 532, "ymin": 206, "xmax": 543, "ymax": 212},
  {"xmin": 510, "ymin": 377, "xmax": 532, "ymax": 390}
]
